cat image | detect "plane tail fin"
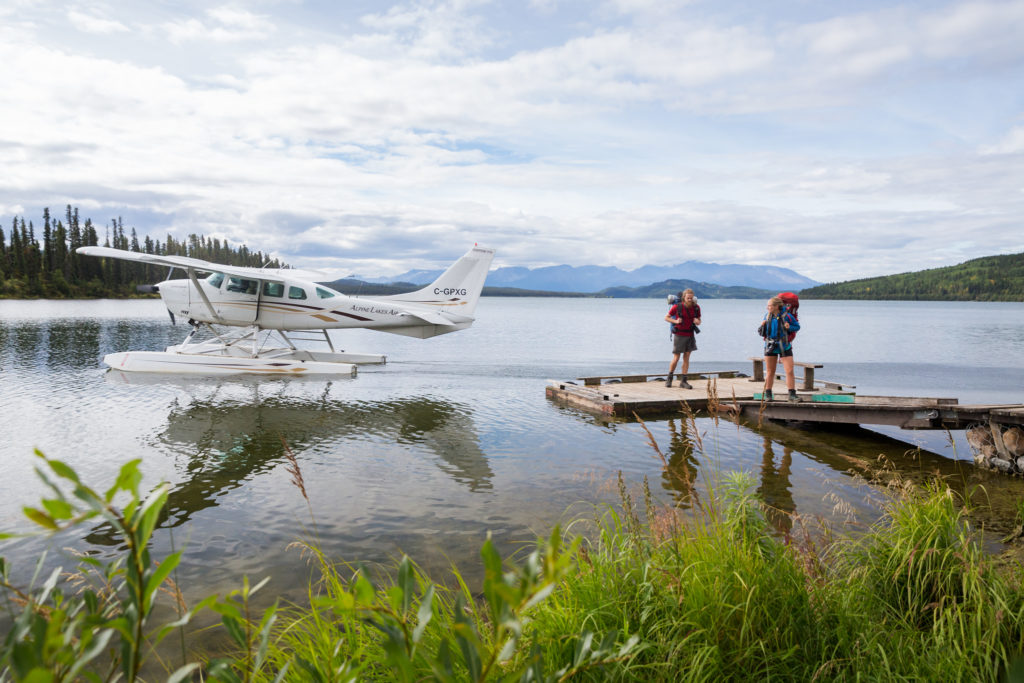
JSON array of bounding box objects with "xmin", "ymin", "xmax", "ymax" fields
[{"xmin": 381, "ymin": 245, "xmax": 494, "ymax": 316}]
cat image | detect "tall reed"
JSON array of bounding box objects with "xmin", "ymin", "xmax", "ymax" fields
[{"xmin": 6, "ymin": 423, "xmax": 1024, "ymax": 681}]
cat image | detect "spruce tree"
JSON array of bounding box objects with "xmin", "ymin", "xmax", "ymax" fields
[
  {"xmin": 42, "ymin": 208, "xmax": 52, "ymax": 273},
  {"xmin": 0, "ymin": 225, "xmax": 6, "ymax": 286},
  {"xmin": 67, "ymin": 205, "xmax": 82, "ymax": 283}
]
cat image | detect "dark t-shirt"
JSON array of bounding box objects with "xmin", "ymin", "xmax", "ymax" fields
[{"xmin": 670, "ymin": 303, "xmax": 701, "ymax": 337}]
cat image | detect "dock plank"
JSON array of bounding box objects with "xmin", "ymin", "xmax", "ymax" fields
[{"xmin": 577, "ymin": 370, "xmax": 740, "ymax": 386}]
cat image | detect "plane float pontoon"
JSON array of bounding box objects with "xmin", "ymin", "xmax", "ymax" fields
[{"xmin": 77, "ymin": 244, "xmax": 495, "ymax": 376}]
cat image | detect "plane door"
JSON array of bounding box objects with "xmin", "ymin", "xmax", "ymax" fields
[
  {"xmin": 255, "ymin": 281, "xmax": 286, "ymax": 328},
  {"xmin": 215, "ymin": 276, "xmax": 260, "ymax": 324}
]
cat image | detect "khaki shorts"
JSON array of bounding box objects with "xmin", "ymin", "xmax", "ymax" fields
[{"xmin": 673, "ymin": 334, "xmax": 697, "ymax": 354}]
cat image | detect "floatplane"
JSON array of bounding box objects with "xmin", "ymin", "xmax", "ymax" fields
[{"xmin": 77, "ymin": 244, "xmax": 495, "ymax": 376}]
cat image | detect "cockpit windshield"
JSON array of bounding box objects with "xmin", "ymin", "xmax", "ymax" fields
[{"xmin": 316, "ymin": 287, "xmax": 336, "ymax": 299}]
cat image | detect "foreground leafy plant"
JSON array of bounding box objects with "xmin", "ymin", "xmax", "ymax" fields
[
  {"xmin": 205, "ymin": 577, "xmax": 282, "ymax": 683},
  {"xmin": 0, "ymin": 451, "xmax": 203, "ymax": 682}
]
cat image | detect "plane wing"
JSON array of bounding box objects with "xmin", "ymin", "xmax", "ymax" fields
[{"xmin": 76, "ymin": 246, "xmax": 327, "ymax": 283}]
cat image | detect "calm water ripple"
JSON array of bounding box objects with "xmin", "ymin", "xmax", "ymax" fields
[{"xmin": 2, "ymin": 297, "xmax": 1024, "ymax": 603}]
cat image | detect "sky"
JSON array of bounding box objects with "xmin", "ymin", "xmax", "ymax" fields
[{"xmin": 2, "ymin": 0, "xmax": 1023, "ymax": 283}]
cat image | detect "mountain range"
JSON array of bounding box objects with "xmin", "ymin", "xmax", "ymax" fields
[{"xmin": 359, "ymin": 261, "xmax": 819, "ymax": 293}]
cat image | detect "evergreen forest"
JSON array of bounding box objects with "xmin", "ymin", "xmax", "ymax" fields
[
  {"xmin": 0, "ymin": 206, "xmax": 282, "ymax": 299},
  {"xmin": 800, "ymin": 251, "xmax": 1024, "ymax": 301}
]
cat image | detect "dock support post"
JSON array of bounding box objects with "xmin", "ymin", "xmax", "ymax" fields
[
  {"xmin": 990, "ymin": 420, "xmax": 1014, "ymax": 461},
  {"xmin": 750, "ymin": 358, "xmax": 764, "ymax": 382}
]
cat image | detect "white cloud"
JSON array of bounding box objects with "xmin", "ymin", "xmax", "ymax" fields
[
  {"xmin": 1, "ymin": 0, "xmax": 1022, "ymax": 283},
  {"xmin": 981, "ymin": 125, "xmax": 1024, "ymax": 155},
  {"xmin": 922, "ymin": 1, "xmax": 1024, "ymax": 59},
  {"xmin": 164, "ymin": 6, "xmax": 274, "ymax": 44},
  {"xmin": 769, "ymin": 166, "xmax": 892, "ymax": 195},
  {"xmin": 67, "ymin": 9, "xmax": 129, "ymax": 34},
  {"xmin": 358, "ymin": 0, "xmax": 496, "ymax": 60},
  {"xmin": 602, "ymin": 0, "xmax": 696, "ymax": 16}
]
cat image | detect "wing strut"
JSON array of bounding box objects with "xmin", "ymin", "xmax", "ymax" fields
[{"xmin": 186, "ymin": 267, "xmax": 223, "ymax": 323}]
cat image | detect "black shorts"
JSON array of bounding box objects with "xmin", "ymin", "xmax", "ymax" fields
[
  {"xmin": 765, "ymin": 343, "xmax": 793, "ymax": 358},
  {"xmin": 673, "ymin": 334, "xmax": 697, "ymax": 354}
]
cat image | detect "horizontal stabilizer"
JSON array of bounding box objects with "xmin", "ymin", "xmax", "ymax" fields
[
  {"xmin": 379, "ymin": 322, "xmax": 473, "ymax": 338},
  {"xmin": 404, "ymin": 309, "xmax": 461, "ymax": 326}
]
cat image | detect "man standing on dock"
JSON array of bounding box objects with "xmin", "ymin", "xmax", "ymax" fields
[{"xmin": 665, "ymin": 289, "xmax": 701, "ymax": 388}]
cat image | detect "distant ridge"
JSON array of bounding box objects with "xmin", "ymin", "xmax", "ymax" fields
[
  {"xmin": 324, "ymin": 277, "xmax": 770, "ymax": 299},
  {"xmin": 366, "ymin": 260, "xmax": 819, "ymax": 293},
  {"xmin": 598, "ymin": 279, "xmax": 774, "ymax": 299},
  {"xmin": 322, "ymin": 278, "xmax": 588, "ymax": 297},
  {"xmin": 800, "ymin": 252, "xmax": 1024, "ymax": 301}
]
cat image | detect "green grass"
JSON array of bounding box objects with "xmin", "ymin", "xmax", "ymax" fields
[
  {"xmin": 239, "ymin": 470, "xmax": 1024, "ymax": 682},
  {"xmin": 5, "ymin": 442, "xmax": 1024, "ymax": 681}
]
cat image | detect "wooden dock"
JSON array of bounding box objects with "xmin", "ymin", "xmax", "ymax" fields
[
  {"xmin": 547, "ymin": 372, "xmax": 761, "ymax": 417},
  {"xmin": 545, "ymin": 361, "xmax": 1024, "ymax": 473}
]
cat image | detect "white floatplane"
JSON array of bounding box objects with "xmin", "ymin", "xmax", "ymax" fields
[{"xmin": 77, "ymin": 244, "xmax": 495, "ymax": 375}]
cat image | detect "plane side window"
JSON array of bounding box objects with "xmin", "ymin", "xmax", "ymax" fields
[
  {"xmin": 206, "ymin": 273, "xmax": 225, "ymax": 289},
  {"xmin": 288, "ymin": 286, "xmax": 307, "ymax": 300},
  {"xmin": 263, "ymin": 282, "xmax": 285, "ymax": 297},
  {"xmin": 226, "ymin": 277, "xmax": 259, "ymax": 294},
  {"xmin": 316, "ymin": 287, "xmax": 336, "ymax": 299}
]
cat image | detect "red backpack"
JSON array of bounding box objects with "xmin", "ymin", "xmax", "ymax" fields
[{"xmin": 778, "ymin": 292, "xmax": 799, "ymax": 342}]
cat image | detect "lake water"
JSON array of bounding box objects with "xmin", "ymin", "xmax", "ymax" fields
[{"xmin": 2, "ymin": 297, "xmax": 1024, "ymax": 610}]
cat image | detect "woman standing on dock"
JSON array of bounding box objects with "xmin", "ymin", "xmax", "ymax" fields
[
  {"xmin": 760, "ymin": 296, "xmax": 800, "ymax": 401},
  {"xmin": 665, "ymin": 289, "xmax": 701, "ymax": 388}
]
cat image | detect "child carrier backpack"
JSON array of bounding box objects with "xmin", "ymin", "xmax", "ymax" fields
[
  {"xmin": 778, "ymin": 291, "xmax": 799, "ymax": 342},
  {"xmin": 667, "ymin": 292, "xmax": 682, "ymax": 339}
]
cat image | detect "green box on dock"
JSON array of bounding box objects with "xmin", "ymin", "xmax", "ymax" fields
[
  {"xmin": 751, "ymin": 393, "xmax": 856, "ymax": 403},
  {"xmin": 810, "ymin": 393, "xmax": 855, "ymax": 403}
]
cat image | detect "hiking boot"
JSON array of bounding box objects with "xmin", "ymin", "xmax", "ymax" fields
[
  {"xmin": 763, "ymin": 389, "xmax": 773, "ymax": 401},
  {"xmin": 665, "ymin": 373, "xmax": 673, "ymax": 388},
  {"xmin": 787, "ymin": 390, "xmax": 800, "ymax": 403},
  {"xmin": 679, "ymin": 378, "xmax": 693, "ymax": 389}
]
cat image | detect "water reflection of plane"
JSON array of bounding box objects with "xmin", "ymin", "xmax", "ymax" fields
[{"xmin": 89, "ymin": 374, "xmax": 492, "ymax": 542}]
